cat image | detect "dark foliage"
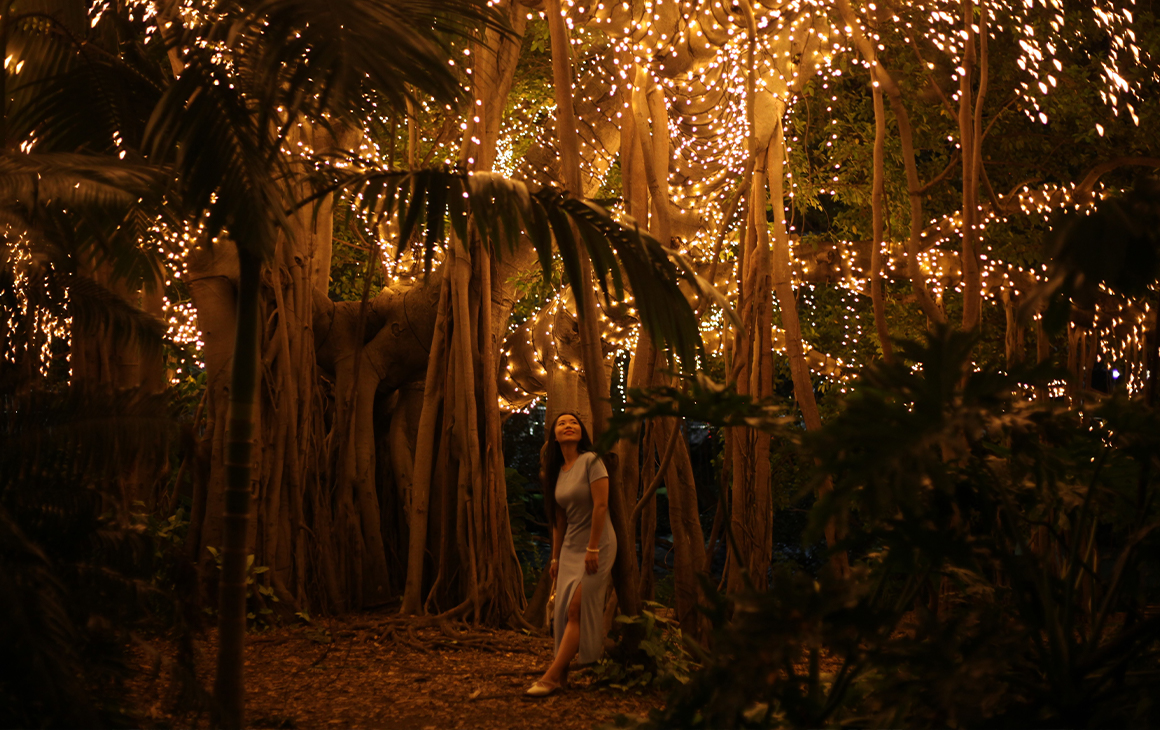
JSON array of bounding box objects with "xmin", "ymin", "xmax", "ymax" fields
[
  {"xmin": 1028, "ymin": 175, "xmax": 1160, "ymax": 333},
  {"xmin": 609, "ymin": 327, "xmax": 1160, "ymax": 729},
  {"xmin": 0, "ymin": 385, "xmax": 193, "ymax": 729}
]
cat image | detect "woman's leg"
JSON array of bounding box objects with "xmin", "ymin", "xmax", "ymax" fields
[{"xmin": 541, "ymin": 583, "xmax": 583, "ymax": 684}]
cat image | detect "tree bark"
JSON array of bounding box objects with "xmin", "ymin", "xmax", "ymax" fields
[
  {"xmin": 837, "ymin": 0, "xmax": 945, "ymax": 325},
  {"xmin": 959, "ymin": 0, "xmax": 987, "ymax": 332},
  {"xmin": 212, "ymin": 247, "xmax": 260, "ymax": 730},
  {"xmin": 187, "ymin": 243, "xmax": 238, "ymax": 578},
  {"xmin": 769, "ymin": 120, "xmax": 850, "ymax": 578},
  {"xmin": 656, "ymin": 417, "xmax": 707, "ymax": 640},
  {"xmin": 401, "ymin": 276, "xmax": 451, "ymax": 614},
  {"xmin": 870, "ymin": 76, "xmax": 893, "ymax": 362}
]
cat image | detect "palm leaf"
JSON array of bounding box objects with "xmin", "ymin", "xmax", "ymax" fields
[
  {"xmin": 0, "ymin": 152, "xmax": 164, "ymax": 212},
  {"xmin": 8, "ymin": 13, "xmax": 165, "ymax": 155},
  {"xmin": 307, "ymin": 163, "xmax": 706, "ymax": 364},
  {"xmin": 235, "ymin": 0, "xmax": 508, "ymax": 126},
  {"xmin": 1, "ymin": 388, "xmax": 174, "ymax": 486},
  {"xmin": 66, "ymin": 273, "xmax": 167, "ymax": 359},
  {"xmin": 0, "ymin": 151, "xmax": 172, "ymax": 290},
  {"xmin": 557, "ymin": 195, "xmax": 707, "ymax": 365},
  {"xmin": 143, "ymin": 44, "xmax": 288, "ymax": 258},
  {"xmin": 397, "ymin": 172, "xmax": 429, "ymax": 254}
]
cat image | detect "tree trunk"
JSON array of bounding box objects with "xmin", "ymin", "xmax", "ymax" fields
[
  {"xmin": 397, "ymin": 3, "xmax": 531, "ymax": 622},
  {"xmin": 638, "ymin": 423, "xmax": 658, "ymax": 601},
  {"xmin": 726, "ymin": 100, "xmax": 774, "ymax": 593},
  {"xmin": 959, "ymin": 0, "xmax": 987, "ymax": 332},
  {"xmin": 622, "ymin": 332, "xmax": 655, "ymax": 597},
  {"xmin": 400, "ymin": 276, "xmax": 451, "ymax": 614},
  {"xmin": 870, "ymin": 77, "xmax": 893, "ymax": 362},
  {"xmin": 656, "ymin": 417, "xmax": 707, "ymax": 640},
  {"xmin": 187, "ymin": 242, "xmax": 238, "ymax": 579},
  {"xmin": 837, "ymin": 0, "xmax": 945, "ymax": 325},
  {"xmin": 212, "ymin": 247, "xmax": 261, "ymax": 730},
  {"xmin": 769, "ymin": 119, "xmax": 850, "ymax": 578}
]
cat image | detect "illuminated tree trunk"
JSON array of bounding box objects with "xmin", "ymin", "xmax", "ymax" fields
[
  {"xmin": 726, "ymin": 136, "xmax": 774, "ymax": 593},
  {"xmin": 959, "ymin": 0, "xmax": 988, "ymax": 332},
  {"xmin": 838, "ymin": 0, "xmax": 946, "ymax": 326},
  {"xmin": 403, "ymin": 11, "xmax": 628, "ymax": 622},
  {"xmin": 399, "ymin": 3, "xmax": 530, "ymax": 622},
  {"xmin": 188, "ymin": 123, "xmax": 380, "ymax": 615},
  {"xmin": 723, "ymin": 6, "xmax": 772, "ymax": 593},
  {"xmin": 870, "ymin": 78, "xmax": 893, "ymax": 362}
]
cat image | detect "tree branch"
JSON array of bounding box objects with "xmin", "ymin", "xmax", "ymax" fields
[
  {"xmin": 916, "ymin": 151, "xmax": 962, "ymax": 195},
  {"xmin": 1072, "ymin": 156, "xmax": 1160, "ymax": 205}
]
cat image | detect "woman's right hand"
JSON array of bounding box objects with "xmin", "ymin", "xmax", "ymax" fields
[{"xmin": 550, "ymin": 560, "xmax": 559, "ymax": 580}]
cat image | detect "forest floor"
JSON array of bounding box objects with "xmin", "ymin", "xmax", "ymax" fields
[{"xmin": 125, "ymin": 609, "xmax": 665, "ymax": 730}]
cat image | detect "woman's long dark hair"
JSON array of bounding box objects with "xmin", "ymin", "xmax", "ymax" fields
[{"xmin": 540, "ymin": 411, "xmax": 594, "ymax": 524}]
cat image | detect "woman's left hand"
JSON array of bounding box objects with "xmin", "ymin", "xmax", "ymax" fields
[{"xmin": 584, "ymin": 550, "xmax": 599, "ymax": 575}]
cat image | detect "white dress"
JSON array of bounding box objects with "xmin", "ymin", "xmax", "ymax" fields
[{"xmin": 552, "ymin": 451, "xmax": 617, "ymax": 664}]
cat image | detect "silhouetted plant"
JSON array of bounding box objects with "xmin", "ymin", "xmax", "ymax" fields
[
  {"xmin": 605, "ymin": 326, "xmax": 1160, "ymax": 728},
  {"xmin": 594, "ymin": 601, "xmax": 698, "ymax": 692},
  {"xmin": 0, "ymin": 383, "xmax": 195, "ymax": 728}
]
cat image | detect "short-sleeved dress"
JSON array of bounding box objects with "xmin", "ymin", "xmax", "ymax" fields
[{"xmin": 553, "ymin": 451, "xmax": 617, "ymax": 664}]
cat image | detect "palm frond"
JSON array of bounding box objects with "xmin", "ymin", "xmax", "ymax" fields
[
  {"xmin": 1, "ymin": 388, "xmax": 175, "ymax": 487},
  {"xmin": 0, "ymin": 152, "xmax": 170, "ymax": 294},
  {"xmin": 143, "ymin": 46, "xmax": 287, "ymax": 258},
  {"xmin": 311, "ymin": 163, "xmax": 706, "ymax": 364},
  {"xmin": 235, "ymin": 0, "xmax": 508, "ymax": 127},
  {"xmin": 67, "ymin": 273, "xmax": 167, "ymax": 357},
  {"xmin": 0, "ymin": 152, "xmax": 164, "ymax": 212},
  {"xmin": 7, "ymin": 13, "xmax": 165, "ymax": 154}
]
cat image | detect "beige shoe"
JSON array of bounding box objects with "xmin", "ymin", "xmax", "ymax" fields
[{"xmin": 525, "ymin": 679, "xmax": 561, "ymax": 697}]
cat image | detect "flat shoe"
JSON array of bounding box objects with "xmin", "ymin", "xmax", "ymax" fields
[{"xmin": 525, "ymin": 680, "xmax": 561, "ymax": 697}]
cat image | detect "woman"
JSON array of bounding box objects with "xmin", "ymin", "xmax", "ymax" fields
[{"xmin": 526, "ymin": 411, "xmax": 617, "ymax": 697}]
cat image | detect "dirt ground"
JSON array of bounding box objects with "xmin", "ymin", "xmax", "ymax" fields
[{"xmin": 125, "ymin": 611, "xmax": 665, "ymax": 730}]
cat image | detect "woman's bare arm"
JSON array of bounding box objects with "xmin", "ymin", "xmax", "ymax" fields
[{"xmin": 587, "ymin": 476, "xmax": 610, "ymax": 551}]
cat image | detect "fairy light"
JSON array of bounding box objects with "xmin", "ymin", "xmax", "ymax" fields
[{"xmin": 9, "ymin": 0, "xmax": 1154, "ymax": 406}]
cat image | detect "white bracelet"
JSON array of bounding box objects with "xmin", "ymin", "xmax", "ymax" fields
[{"xmin": 585, "ymin": 547, "xmax": 599, "ymax": 554}]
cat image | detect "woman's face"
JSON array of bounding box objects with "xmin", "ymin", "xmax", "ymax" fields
[{"xmin": 554, "ymin": 414, "xmax": 582, "ymax": 445}]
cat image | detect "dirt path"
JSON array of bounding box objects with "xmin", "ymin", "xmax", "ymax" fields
[{"xmin": 127, "ymin": 612, "xmax": 664, "ymax": 729}]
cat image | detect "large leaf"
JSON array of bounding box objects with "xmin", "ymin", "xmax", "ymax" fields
[
  {"xmin": 144, "ymin": 45, "xmax": 287, "ymax": 258},
  {"xmin": 0, "ymin": 152, "xmax": 164, "ymax": 211},
  {"xmin": 235, "ymin": 0, "xmax": 507, "ymax": 127},
  {"xmin": 7, "ymin": 12, "xmax": 165, "ymax": 155},
  {"xmin": 135, "ymin": 0, "xmax": 506, "ymax": 260},
  {"xmin": 310, "ymin": 163, "xmax": 707, "ymax": 365},
  {"xmin": 0, "ymin": 152, "xmax": 172, "ymax": 292}
]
